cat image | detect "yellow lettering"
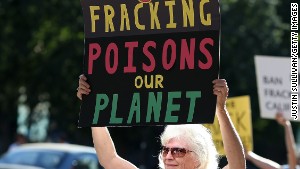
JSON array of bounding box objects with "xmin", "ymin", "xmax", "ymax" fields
[
  {"xmin": 134, "ymin": 3, "xmax": 145, "ymax": 30},
  {"xmin": 104, "ymin": 5, "xmax": 115, "ymax": 32},
  {"xmin": 135, "ymin": 76, "xmax": 143, "ymax": 88},
  {"xmin": 120, "ymin": 4, "xmax": 130, "ymax": 31},
  {"xmin": 145, "ymin": 75, "xmax": 154, "ymax": 88},
  {"xmin": 149, "ymin": 2, "xmax": 161, "ymax": 30},
  {"xmin": 155, "ymin": 75, "xmax": 164, "ymax": 88},
  {"xmin": 182, "ymin": 0, "xmax": 194, "ymax": 27},
  {"xmin": 200, "ymin": 0, "xmax": 211, "ymax": 26},
  {"xmin": 165, "ymin": 0, "xmax": 177, "ymax": 28},
  {"xmin": 90, "ymin": 6, "xmax": 100, "ymax": 33}
]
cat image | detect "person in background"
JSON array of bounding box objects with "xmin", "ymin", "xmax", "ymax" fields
[
  {"xmin": 245, "ymin": 113, "xmax": 300, "ymax": 169},
  {"xmin": 8, "ymin": 133, "xmax": 27, "ymax": 151},
  {"xmin": 77, "ymin": 75, "xmax": 246, "ymax": 169}
]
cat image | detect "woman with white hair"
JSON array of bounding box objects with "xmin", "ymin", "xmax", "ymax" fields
[
  {"xmin": 158, "ymin": 124, "xmax": 218, "ymax": 169},
  {"xmin": 77, "ymin": 76, "xmax": 246, "ymax": 169}
]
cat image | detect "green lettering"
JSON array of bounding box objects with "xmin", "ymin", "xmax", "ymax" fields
[
  {"xmin": 186, "ymin": 91, "xmax": 201, "ymax": 122},
  {"xmin": 93, "ymin": 94, "xmax": 109, "ymax": 124},
  {"xmin": 146, "ymin": 92, "xmax": 162, "ymax": 122},
  {"xmin": 165, "ymin": 91, "xmax": 181, "ymax": 122},
  {"xmin": 127, "ymin": 93, "xmax": 141, "ymax": 124},
  {"xmin": 109, "ymin": 94, "xmax": 123, "ymax": 124}
]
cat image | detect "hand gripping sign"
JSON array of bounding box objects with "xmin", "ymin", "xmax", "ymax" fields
[{"xmin": 78, "ymin": 0, "xmax": 221, "ymax": 127}]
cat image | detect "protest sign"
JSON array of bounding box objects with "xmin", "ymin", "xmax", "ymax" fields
[
  {"xmin": 254, "ymin": 55, "xmax": 299, "ymax": 121},
  {"xmin": 79, "ymin": 0, "xmax": 220, "ymax": 126}
]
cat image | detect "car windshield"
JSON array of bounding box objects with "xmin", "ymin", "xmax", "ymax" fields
[{"xmin": 0, "ymin": 150, "xmax": 66, "ymax": 169}]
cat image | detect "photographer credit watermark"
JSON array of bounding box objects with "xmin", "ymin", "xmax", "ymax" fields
[{"xmin": 291, "ymin": 3, "xmax": 298, "ymax": 120}]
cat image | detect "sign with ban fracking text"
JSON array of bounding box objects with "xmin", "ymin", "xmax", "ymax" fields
[
  {"xmin": 78, "ymin": 0, "xmax": 220, "ymax": 127},
  {"xmin": 254, "ymin": 55, "xmax": 300, "ymax": 121},
  {"xmin": 204, "ymin": 95, "xmax": 253, "ymax": 155}
]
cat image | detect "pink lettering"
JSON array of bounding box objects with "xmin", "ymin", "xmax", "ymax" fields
[
  {"xmin": 143, "ymin": 41, "xmax": 156, "ymax": 72},
  {"xmin": 180, "ymin": 38, "xmax": 195, "ymax": 70},
  {"xmin": 124, "ymin": 41, "xmax": 138, "ymax": 73},
  {"xmin": 162, "ymin": 39, "xmax": 176, "ymax": 70},
  {"xmin": 199, "ymin": 38, "xmax": 213, "ymax": 69},
  {"xmin": 88, "ymin": 43, "xmax": 101, "ymax": 75},
  {"xmin": 105, "ymin": 43, "xmax": 118, "ymax": 74}
]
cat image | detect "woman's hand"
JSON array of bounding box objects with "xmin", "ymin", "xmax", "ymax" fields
[
  {"xmin": 275, "ymin": 113, "xmax": 289, "ymax": 126},
  {"xmin": 77, "ymin": 74, "xmax": 91, "ymax": 100},
  {"xmin": 213, "ymin": 79, "xmax": 229, "ymax": 112}
]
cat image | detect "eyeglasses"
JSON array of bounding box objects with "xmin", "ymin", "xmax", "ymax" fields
[{"xmin": 161, "ymin": 146, "xmax": 193, "ymax": 158}]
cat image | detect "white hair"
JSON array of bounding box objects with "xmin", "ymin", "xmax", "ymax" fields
[{"xmin": 158, "ymin": 124, "xmax": 219, "ymax": 169}]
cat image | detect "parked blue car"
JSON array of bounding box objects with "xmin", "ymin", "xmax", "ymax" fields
[{"xmin": 0, "ymin": 143, "xmax": 103, "ymax": 169}]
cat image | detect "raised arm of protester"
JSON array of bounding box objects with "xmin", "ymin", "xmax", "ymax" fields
[
  {"xmin": 245, "ymin": 151, "xmax": 281, "ymax": 169},
  {"xmin": 212, "ymin": 79, "xmax": 245, "ymax": 169},
  {"xmin": 245, "ymin": 113, "xmax": 298, "ymax": 169},
  {"xmin": 276, "ymin": 113, "xmax": 297, "ymax": 169},
  {"xmin": 77, "ymin": 75, "xmax": 138, "ymax": 169}
]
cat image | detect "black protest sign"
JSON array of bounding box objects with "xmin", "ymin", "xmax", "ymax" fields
[{"xmin": 78, "ymin": 0, "xmax": 220, "ymax": 127}]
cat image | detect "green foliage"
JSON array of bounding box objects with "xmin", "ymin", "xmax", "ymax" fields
[{"xmin": 0, "ymin": 0, "xmax": 86, "ymax": 149}]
